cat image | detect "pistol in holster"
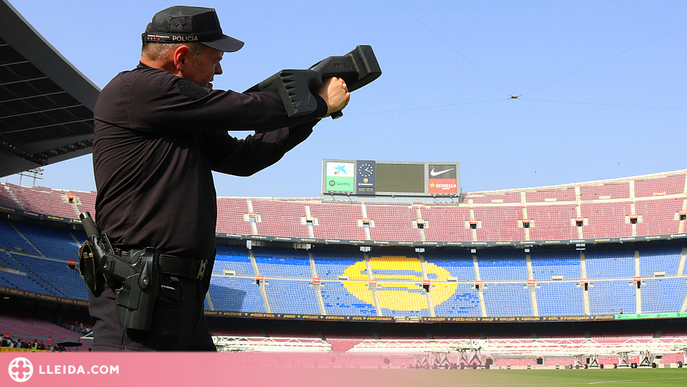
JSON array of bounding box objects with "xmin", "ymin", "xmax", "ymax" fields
[{"xmin": 77, "ymin": 212, "xmax": 161, "ymax": 331}]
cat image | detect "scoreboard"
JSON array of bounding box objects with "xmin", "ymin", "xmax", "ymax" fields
[{"xmin": 322, "ymin": 160, "xmax": 460, "ymax": 197}]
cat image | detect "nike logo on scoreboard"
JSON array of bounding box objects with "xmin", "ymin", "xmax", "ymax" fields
[{"xmin": 430, "ymin": 168, "xmax": 454, "ymax": 177}]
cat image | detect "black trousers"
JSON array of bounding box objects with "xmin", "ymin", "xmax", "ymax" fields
[{"xmin": 87, "ymin": 275, "xmax": 216, "ymax": 351}]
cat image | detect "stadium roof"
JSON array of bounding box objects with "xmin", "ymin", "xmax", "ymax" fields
[{"xmin": 0, "ymin": 0, "xmax": 98, "ymax": 177}]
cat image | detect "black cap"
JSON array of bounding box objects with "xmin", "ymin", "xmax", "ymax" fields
[{"xmin": 142, "ymin": 6, "xmax": 244, "ymax": 52}]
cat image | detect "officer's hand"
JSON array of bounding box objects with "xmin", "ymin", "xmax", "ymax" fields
[{"xmin": 318, "ymin": 77, "xmax": 350, "ymax": 117}]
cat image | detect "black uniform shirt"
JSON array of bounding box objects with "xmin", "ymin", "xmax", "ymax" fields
[{"xmin": 93, "ymin": 63, "xmax": 326, "ymax": 260}]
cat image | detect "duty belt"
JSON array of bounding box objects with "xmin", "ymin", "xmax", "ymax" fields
[{"xmin": 119, "ymin": 249, "xmax": 208, "ymax": 280}]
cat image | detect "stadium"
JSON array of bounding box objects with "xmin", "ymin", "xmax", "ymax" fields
[
  {"xmin": 2, "ymin": 0, "xmax": 687, "ymax": 382},
  {"xmin": 3, "ymin": 168, "xmax": 687, "ymax": 369}
]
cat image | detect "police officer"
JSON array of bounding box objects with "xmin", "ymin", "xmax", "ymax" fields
[{"xmin": 89, "ymin": 5, "xmax": 349, "ymax": 351}]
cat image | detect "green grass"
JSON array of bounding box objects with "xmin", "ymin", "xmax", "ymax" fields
[{"xmin": 320, "ymin": 368, "xmax": 687, "ymax": 387}]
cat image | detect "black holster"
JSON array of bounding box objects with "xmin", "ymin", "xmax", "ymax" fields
[
  {"xmin": 78, "ymin": 212, "xmax": 161, "ymax": 331},
  {"xmin": 113, "ymin": 248, "xmax": 162, "ymax": 331}
]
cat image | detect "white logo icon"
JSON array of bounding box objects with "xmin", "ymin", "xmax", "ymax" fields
[
  {"xmin": 8, "ymin": 357, "xmax": 33, "ymax": 383},
  {"xmin": 430, "ymin": 167, "xmax": 454, "ymax": 177}
]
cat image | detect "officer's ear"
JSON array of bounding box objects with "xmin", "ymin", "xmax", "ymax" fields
[{"xmin": 173, "ymin": 45, "xmax": 192, "ymax": 72}]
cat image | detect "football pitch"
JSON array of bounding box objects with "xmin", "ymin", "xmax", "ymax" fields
[{"xmin": 315, "ymin": 368, "xmax": 687, "ymax": 387}]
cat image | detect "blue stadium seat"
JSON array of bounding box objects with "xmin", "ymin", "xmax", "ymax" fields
[
  {"xmin": 312, "ymin": 250, "xmax": 363, "ymax": 280},
  {"xmin": 11, "ymin": 222, "xmax": 80, "ymax": 260},
  {"xmin": 536, "ymin": 282, "xmax": 585, "ymax": 316},
  {"xmin": 638, "ymin": 241, "xmax": 682, "ymax": 277},
  {"xmin": 321, "ymin": 282, "xmax": 376, "ymax": 316},
  {"xmin": 432, "ymin": 283, "xmax": 481, "ymax": 317},
  {"xmin": 585, "ymin": 246, "xmax": 635, "ymax": 279},
  {"xmin": 264, "ymin": 279, "xmax": 320, "ymax": 314},
  {"xmin": 253, "ymin": 247, "xmax": 312, "ymax": 279},
  {"xmin": 424, "ymin": 250, "xmax": 475, "ymax": 281},
  {"xmin": 588, "ymin": 280, "xmax": 636, "ymax": 315},
  {"xmin": 209, "ymin": 277, "xmax": 266, "ymax": 313},
  {"xmin": 641, "ymin": 278, "xmax": 686, "ymax": 313},
  {"xmin": 530, "ymin": 249, "xmax": 581, "ymax": 280},
  {"xmin": 482, "ymin": 283, "xmax": 532, "ymax": 317},
  {"xmin": 214, "ymin": 245, "xmax": 254, "ymax": 276},
  {"xmin": 477, "ymin": 250, "xmax": 528, "ymax": 282},
  {"xmin": 0, "ymin": 219, "xmax": 41, "ymax": 255}
]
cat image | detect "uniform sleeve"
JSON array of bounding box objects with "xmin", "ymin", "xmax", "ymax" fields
[
  {"xmin": 202, "ymin": 123, "xmax": 316, "ymax": 176},
  {"xmin": 116, "ymin": 66, "xmax": 327, "ymax": 133}
]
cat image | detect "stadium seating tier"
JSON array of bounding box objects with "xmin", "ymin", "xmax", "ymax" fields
[{"xmin": 1, "ymin": 170, "xmax": 687, "ymax": 320}]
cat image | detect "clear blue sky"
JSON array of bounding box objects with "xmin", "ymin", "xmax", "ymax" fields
[{"xmin": 6, "ymin": 0, "xmax": 687, "ymax": 197}]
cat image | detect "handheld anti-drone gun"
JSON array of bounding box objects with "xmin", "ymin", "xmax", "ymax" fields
[
  {"xmin": 246, "ymin": 45, "xmax": 382, "ymax": 119},
  {"xmin": 78, "ymin": 212, "xmax": 161, "ymax": 331}
]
